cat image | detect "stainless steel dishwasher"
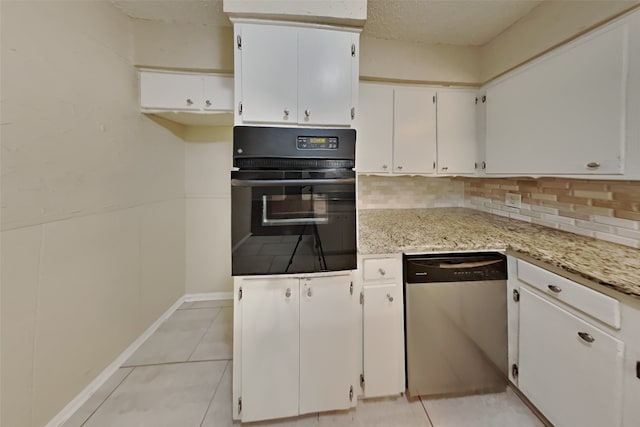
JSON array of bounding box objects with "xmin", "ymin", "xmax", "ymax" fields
[{"xmin": 404, "ymin": 252, "xmax": 508, "ymax": 398}]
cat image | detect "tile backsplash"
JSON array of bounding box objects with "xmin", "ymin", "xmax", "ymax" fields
[
  {"xmin": 358, "ymin": 175, "xmax": 464, "ymax": 210},
  {"xmin": 461, "ymin": 177, "xmax": 640, "ymax": 249}
]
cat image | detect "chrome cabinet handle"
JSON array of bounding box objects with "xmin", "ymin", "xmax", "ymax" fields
[
  {"xmin": 382, "ymin": 164, "xmax": 388, "ymax": 169},
  {"xmin": 578, "ymin": 332, "xmax": 595, "ymax": 343},
  {"xmin": 386, "ymin": 293, "xmax": 394, "ymax": 302},
  {"xmin": 305, "ymin": 109, "xmax": 310, "ymax": 118},
  {"xmin": 186, "ymin": 98, "xmax": 194, "ymax": 105},
  {"xmin": 205, "ymin": 100, "xmax": 212, "ymax": 107},
  {"xmin": 548, "ymin": 285, "xmax": 562, "ymax": 293},
  {"xmin": 379, "ymin": 268, "xmax": 386, "ymax": 276},
  {"xmin": 441, "ymin": 166, "xmax": 448, "ymax": 171},
  {"xmin": 397, "ymin": 165, "xmax": 403, "ymax": 170},
  {"xmin": 587, "ymin": 162, "xmax": 601, "ymax": 169},
  {"xmin": 285, "ymin": 288, "xmax": 291, "ymax": 298},
  {"xmin": 284, "ymin": 108, "xmax": 290, "ymax": 117},
  {"xmin": 307, "ymin": 287, "xmax": 312, "ymax": 297}
]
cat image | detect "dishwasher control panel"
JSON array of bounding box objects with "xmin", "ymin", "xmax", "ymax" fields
[{"xmin": 404, "ymin": 252, "xmax": 507, "ymax": 283}]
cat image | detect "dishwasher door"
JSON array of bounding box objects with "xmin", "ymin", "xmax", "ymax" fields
[{"xmin": 405, "ymin": 254, "xmax": 508, "ymax": 398}]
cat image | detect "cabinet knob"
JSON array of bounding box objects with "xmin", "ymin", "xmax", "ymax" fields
[
  {"xmin": 285, "ymin": 288, "xmax": 291, "ymax": 298},
  {"xmin": 307, "ymin": 287, "xmax": 312, "ymax": 297},
  {"xmin": 205, "ymin": 100, "xmax": 212, "ymax": 107},
  {"xmin": 386, "ymin": 293, "xmax": 394, "ymax": 302},
  {"xmin": 382, "ymin": 164, "xmax": 388, "ymax": 169},
  {"xmin": 578, "ymin": 332, "xmax": 595, "ymax": 343},
  {"xmin": 379, "ymin": 268, "xmax": 386, "ymax": 276},
  {"xmin": 397, "ymin": 165, "xmax": 403, "ymax": 170},
  {"xmin": 305, "ymin": 109, "xmax": 310, "ymax": 118},
  {"xmin": 442, "ymin": 166, "xmax": 448, "ymax": 171},
  {"xmin": 186, "ymin": 98, "xmax": 193, "ymax": 105},
  {"xmin": 586, "ymin": 162, "xmax": 601, "ymax": 169},
  {"xmin": 284, "ymin": 108, "xmax": 290, "ymax": 117},
  {"xmin": 548, "ymin": 285, "xmax": 562, "ymax": 294}
]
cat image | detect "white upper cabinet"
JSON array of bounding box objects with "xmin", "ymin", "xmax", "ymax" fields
[
  {"xmin": 356, "ymin": 83, "xmax": 477, "ymax": 175},
  {"xmin": 437, "ymin": 90, "xmax": 478, "ymax": 174},
  {"xmin": 234, "ymin": 22, "xmax": 359, "ymax": 126},
  {"xmin": 484, "ymin": 21, "xmax": 628, "ymax": 175},
  {"xmin": 393, "ymin": 88, "xmax": 437, "ymax": 174},
  {"xmin": 140, "ymin": 71, "xmax": 203, "ymax": 110}
]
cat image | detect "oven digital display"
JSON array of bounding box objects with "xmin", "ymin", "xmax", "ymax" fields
[{"xmin": 297, "ymin": 136, "xmax": 339, "ymax": 150}]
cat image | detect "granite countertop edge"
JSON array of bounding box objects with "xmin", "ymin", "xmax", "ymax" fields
[{"xmin": 358, "ymin": 208, "xmax": 640, "ymax": 299}]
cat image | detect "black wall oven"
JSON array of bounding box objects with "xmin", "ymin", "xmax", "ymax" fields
[{"xmin": 231, "ymin": 126, "xmax": 356, "ymax": 276}]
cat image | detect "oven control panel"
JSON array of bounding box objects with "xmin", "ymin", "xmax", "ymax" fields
[{"xmin": 297, "ymin": 136, "xmax": 339, "ymax": 150}]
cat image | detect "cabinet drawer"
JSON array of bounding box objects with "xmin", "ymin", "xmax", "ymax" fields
[
  {"xmin": 363, "ymin": 258, "xmax": 400, "ymax": 282},
  {"xmin": 517, "ymin": 260, "xmax": 620, "ymax": 329}
]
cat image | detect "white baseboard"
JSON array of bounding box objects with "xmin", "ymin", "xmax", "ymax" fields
[
  {"xmin": 184, "ymin": 291, "xmax": 233, "ymax": 301},
  {"xmin": 44, "ymin": 295, "xmax": 187, "ymax": 427}
]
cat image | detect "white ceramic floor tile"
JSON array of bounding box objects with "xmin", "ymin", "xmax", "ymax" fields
[
  {"xmin": 61, "ymin": 368, "xmax": 133, "ymax": 427},
  {"xmin": 190, "ymin": 307, "xmax": 233, "ymax": 361},
  {"xmin": 124, "ymin": 308, "xmax": 219, "ymax": 366},
  {"xmin": 318, "ymin": 395, "xmax": 431, "ymax": 427},
  {"xmin": 82, "ymin": 361, "xmax": 227, "ymax": 427},
  {"xmin": 421, "ymin": 387, "xmax": 544, "ymax": 427},
  {"xmin": 181, "ymin": 299, "xmax": 234, "ymax": 309}
]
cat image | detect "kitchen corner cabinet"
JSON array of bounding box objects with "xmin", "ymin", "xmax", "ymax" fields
[
  {"xmin": 355, "ymin": 83, "xmax": 477, "ymax": 175},
  {"xmin": 359, "ymin": 255, "xmax": 405, "ymax": 398},
  {"xmin": 484, "ymin": 19, "xmax": 629, "ymax": 175},
  {"xmin": 233, "ymin": 22, "xmax": 359, "ymax": 127},
  {"xmin": 232, "ymin": 273, "xmax": 358, "ymax": 423}
]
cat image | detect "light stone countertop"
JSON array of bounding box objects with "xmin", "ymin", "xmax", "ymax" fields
[{"xmin": 358, "ymin": 208, "xmax": 640, "ymax": 298}]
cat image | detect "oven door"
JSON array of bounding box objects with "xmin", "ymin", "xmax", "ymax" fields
[{"xmin": 231, "ymin": 170, "xmax": 356, "ymax": 276}]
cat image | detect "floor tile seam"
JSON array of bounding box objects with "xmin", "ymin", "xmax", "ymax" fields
[
  {"xmin": 198, "ymin": 360, "xmax": 232, "ymax": 427},
  {"xmin": 120, "ymin": 359, "xmax": 222, "ymax": 369},
  {"xmin": 419, "ymin": 396, "xmax": 436, "ymax": 427},
  {"xmin": 79, "ymin": 367, "xmax": 135, "ymax": 427},
  {"xmin": 186, "ymin": 308, "xmax": 225, "ymax": 362},
  {"xmin": 179, "ymin": 306, "xmax": 231, "ymax": 311}
]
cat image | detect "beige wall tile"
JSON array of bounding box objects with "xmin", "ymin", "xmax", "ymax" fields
[{"xmin": 1, "ymin": 226, "xmax": 42, "ymax": 427}]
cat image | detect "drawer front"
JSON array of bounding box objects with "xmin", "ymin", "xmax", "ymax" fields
[
  {"xmin": 363, "ymin": 258, "xmax": 400, "ymax": 282},
  {"xmin": 517, "ymin": 260, "xmax": 620, "ymax": 329}
]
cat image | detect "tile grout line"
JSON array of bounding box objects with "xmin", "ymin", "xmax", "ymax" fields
[
  {"xmin": 186, "ymin": 308, "xmax": 225, "ymax": 362},
  {"xmin": 79, "ymin": 368, "xmax": 135, "ymax": 427},
  {"xmin": 199, "ymin": 360, "xmax": 232, "ymax": 427},
  {"xmin": 419, "ymin": 396, "xmax": 436, "ymax": 427},
  {"xmin": 121, "ymin": 358, "xmax": 232, "ymax": 369}
]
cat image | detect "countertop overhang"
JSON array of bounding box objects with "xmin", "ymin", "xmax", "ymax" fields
[{"xmin": 358, "ymin": 208, "xmax": 640, "ymax": 298}]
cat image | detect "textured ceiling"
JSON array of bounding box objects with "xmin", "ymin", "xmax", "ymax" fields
[{"xmin": 111, "ymin": 0, "xmax": 544, "ymax": 46}]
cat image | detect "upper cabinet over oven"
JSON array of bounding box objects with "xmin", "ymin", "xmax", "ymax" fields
[{"xmin": 232, "ymin": 21, "xmax": 360, "ymax": 127}]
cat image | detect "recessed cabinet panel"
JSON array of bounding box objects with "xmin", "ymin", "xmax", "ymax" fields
[
  {"xmin": 393, "ymin": 88, "xmax": 437, "ymax": 174},
  {"xmin": 519, "ymin": 287, "xmax": 624, "ymax": 427},
  {"xmin": 239, "ymin": 24, "xmax": 298, "ymax": 124},
  {"xmin": 355, "ymin": 84, "xmax": 394, "ymax": 173},
  {"xmin": 298, "ymin": 28, "xmax": 354, "ymax": 126},
  {"xmin": 299, "ymin": 275, "xmax": 356, "ymax": 414},
  {"xmin": 437, "ymin": 91, "xmax": 477, "ymax": 174},
  {"xmin": 240, "ymin": 278, "xmax": 300, "ymax": 422},
  {"xmin": 140, "ymin": 72, "xmax": 203, "ymax": 110},
  {"xmin": 485, "ymin": 24, "xmax": 627, "ymax": 175}
]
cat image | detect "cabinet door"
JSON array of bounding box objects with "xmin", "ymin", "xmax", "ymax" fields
[
  {"xmin": 240, "ymin": 278, "xmax": 300, "ymax": 422},
  {"xmin": 239, "ymin": 24, "xmax": 298, "ymax": 124},
  {"xmin": 355, "ymin": 83, "xmax": 393, "ymax": 173},
  {"xmin": 437, "ymin": 90, "xmax": 477, "ymax": 175},
  {"xmin": 298, "ymin": 28, "xmax": 355, "ymax": 126},
  {"xmin": 299, "ymin": 274, "xmax": 357, "ymax": 414},
  {"xmin": 363, "ymin": 283, "xmax": 405, "ymax": 398},
  {"xmin": 393, "ymin": 88, "xmax": 437, "ymax": 174},
  {"xmin": 140, "ymin": 72, "xmax": 202, "ymax": 110},
  {"xmin": 485, "ymin": 24, "xmax": 627, "ymax": 175},
  {"xmin": 202, "ymin": 75, "xmax": 234, "ymax": 111},
  {"xmin": 519, "ymin": 287, "xmax": 624, "ymax": 427}
]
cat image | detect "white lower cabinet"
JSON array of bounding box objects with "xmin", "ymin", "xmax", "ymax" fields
[
  {"xmin": 360, "ymin": 255, "xmax": 405, "ymax": 398},
  {"xmin": 518, "ymin": 286, "xmax": 625, "ymax": 427},
  {"xmin": 233, "ymin": 273, "xmax": 358, "ymax": 423}
]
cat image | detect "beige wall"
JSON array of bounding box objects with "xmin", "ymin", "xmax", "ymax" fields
[
  {"xmin": 480, "ymin": 0, "xmax": 640, "ymax": 82},
  {"xmin": 0, "ymin": 2, "xmax": 185, "ymax": 427},
  {"xmin": 360, "ymin": 36, "xmax": 481, "ymax": 84},
  {"xmin": 184, "ymin": 127, "xmax": 234, "ymax": 294}
]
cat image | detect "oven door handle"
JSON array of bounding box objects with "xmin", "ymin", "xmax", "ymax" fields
[{"xmin": 231, "ymin": 178, "xmax": 355, "ymax": 187}]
